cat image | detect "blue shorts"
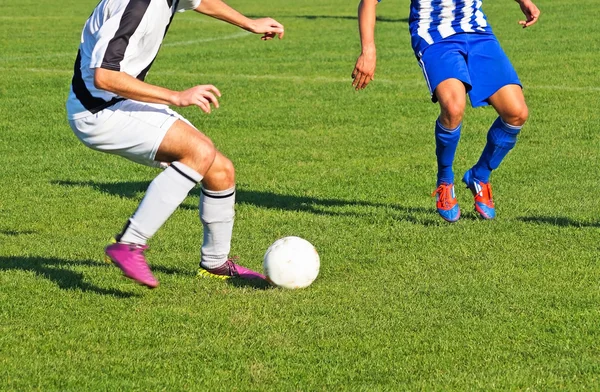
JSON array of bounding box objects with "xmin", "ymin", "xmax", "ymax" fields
[{"xmin": 417, "ymin": 33, "xmax": 521, "ymax": 107}]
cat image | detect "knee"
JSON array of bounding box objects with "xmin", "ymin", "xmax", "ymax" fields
[
  {"xmin": 185, "ymin": 136, "xmax": 217, "ymax": 174},
  {"xmin": 217, "ymin": 156, "xmax": 235, "ymax": 185},
  {"xmin": 205, "ymin": 155, "xmax": 235, "ymax": 188},
  {"xmin": 502, "ymin": 103, "xmax": 529, "ymax": 127},
  {"xmin": 439, "ymin": 102, "xmax": 465, "ymax": 129}
]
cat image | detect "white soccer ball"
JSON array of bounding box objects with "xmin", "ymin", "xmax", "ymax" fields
[{"xmin": 263, "ymin": 236, "xmax": 320, "ymax": 289}]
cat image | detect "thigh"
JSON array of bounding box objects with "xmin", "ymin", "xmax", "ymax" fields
[
  {"xmin": 466, "ymin": 34, "xmax": 522, "ymax": 107},
  {"xmin": 435, "ymin": 78, "xmax": 467, "ymax": 127},
  {"xmin": 155, "ymin": 118, "xmax": 215, "ymax": 167},
  {"xmin": 69, "ymin": 100, "xmax": 183, "ymax": 168},
  {"xmin": 488, "ymin": 84, "xmax": 528, "ymax": 124},
  {"xmin": 419, "ymin": 36, "xmax": 472, "ymax": 103},
  {"xmin": 157, "ymin": 122, "xmax": 233, "ymax": 190}
]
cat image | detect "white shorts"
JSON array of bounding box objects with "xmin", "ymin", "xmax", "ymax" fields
[{"xmin": 68, "ymin": 100, "xmax": 192, "ymax": 168}]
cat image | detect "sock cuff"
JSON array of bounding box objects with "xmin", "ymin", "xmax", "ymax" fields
[
  {"xmin": 118, "ymin": 218, "xmax": 151, "ymax": 245},
  {"xmin": 436, "ymin": 119, "xmax": 462, "ymax": 133},
  {"xmin": 201, "ymin": 186, "xmax": 235, "ymax": 199},
  {"xmin": 171, "ymin": 162, "xmax": 203, "ymax": 184},
  {"xmin": 498, "ymin": 117, "xmax": 522, "ymax": 134}
]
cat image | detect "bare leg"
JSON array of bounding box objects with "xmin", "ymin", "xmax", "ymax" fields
[
  {"xmin": 488, "ymin": 84, "xmax": 529, "ymax": 126},
  {"xmin": 432, "ymin": 78, "xmax": 466, "ymax": 185},
  {"xmin": 435, "ymin": 78, "xmax": 467, "ymax": 129},
  {"xmin": 465, "ymin": 84, "xmax": 528, "ymax": 219}
]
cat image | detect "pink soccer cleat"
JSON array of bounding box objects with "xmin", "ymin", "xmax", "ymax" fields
[
  {"xmin": 198, "ymin": 257, "xmax": 265, "ymax": 280},
  {"xmin": 105, "ymin": 243, "xmax": 159, "ymax": 288}
]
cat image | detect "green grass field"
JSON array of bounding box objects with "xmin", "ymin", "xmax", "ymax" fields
[{"xmin": 1, "ymin": 0, "xmax": 599, "ymax": 390}]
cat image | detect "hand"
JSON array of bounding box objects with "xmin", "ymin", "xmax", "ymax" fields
[
  {"xmin": 352, "ymin": 51, "xmax": 376, "ymax": 90},
  {"xmin": 517, "ymin": 0, "xmax": 540, "ymax": 28},
  {"xmin": 248, "ymin": 18, "xmax": 285, "ymax": 40},
  {"xmin": 175, "ymin": 85, "xmax": 221, "ymax": 113}
]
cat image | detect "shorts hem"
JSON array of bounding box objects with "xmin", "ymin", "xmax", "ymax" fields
[{"xmin": 149, "ymin": 114, "xmax": 179, "ymax": 161}]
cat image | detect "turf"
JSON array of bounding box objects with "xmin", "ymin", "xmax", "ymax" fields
[{"xmin": 1, "ymin": 0, "xmax": 599, "ymax": 390}]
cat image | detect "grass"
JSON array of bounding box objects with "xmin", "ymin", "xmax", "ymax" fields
[{"xmin": 1, "ymin": 0, "xmax": 600, "ymax": 390}]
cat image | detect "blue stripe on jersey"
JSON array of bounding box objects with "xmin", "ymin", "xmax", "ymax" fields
[
  {"xmin": 453, "ymin": 1, "xmax": 466, "ymax": 33},
  {"xmin": 428, "ymin": 1, "xmax": 444, "ymax": 44},
  {"xmin": 407, "ymin": 0, "xmax": 493, "ymax": 57}
]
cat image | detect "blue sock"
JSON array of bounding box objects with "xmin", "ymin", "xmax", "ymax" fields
[
  {"xmin": 435, "ymin": 119, "xmax": 461, "ymax": 185},
  {"xmin": 471, "ymin": 117, "xmax": 522, "ymax": 182}
]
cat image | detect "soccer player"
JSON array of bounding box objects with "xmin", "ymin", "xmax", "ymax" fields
[
  {"xmin": 352, "ymin": 0, "xmax": 540, "ymax": 222},
  {"xmin": 66, "ymin": 0, "xmax": 284, "ymax": 288}
]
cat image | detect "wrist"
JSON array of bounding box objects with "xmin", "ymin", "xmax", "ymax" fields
[
  {"xmin": 244, "ymin": 18, "xmax": 256, "ymax": 32},
  {"xmin": 169, "ymin": 91, "xmax": 181, "ymax": 106},
  {"xmin": 361, "ymin": 44, "xmax": 376, "ymax": 56}
]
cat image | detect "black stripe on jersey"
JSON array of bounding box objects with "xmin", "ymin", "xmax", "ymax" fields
[
  {"xmin": 101, "ymin": 0, "xmax": 151, "ymax": 71},
  {"xmin": 136, "ymin": 58, "xmax": 156, "ymax": 82},
  {"xmin": 201, "ymin": 188, "xmax": 236, "ymax": 199},
  {"xmin": 137, "ymin": 0, "xmax": 178, "ymax": 81},
  {"xmin": 71, "ymin": 50, "xmax": 125, "ymax": 113},
  {"xmin": 171, "ymin": 164, "xmax": 200, "ymax": 184},
  {"xmin": 164, "ymin": 0, "xmax": 179, "ymax": 38}
]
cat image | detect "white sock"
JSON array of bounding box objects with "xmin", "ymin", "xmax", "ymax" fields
[
  {"xmin": 199, "ymin": 186, "xmax": 235, "ymax": 269},
  {"xmin": 119, "ymin": 162, "xmax": 202, "ymax": 245}
]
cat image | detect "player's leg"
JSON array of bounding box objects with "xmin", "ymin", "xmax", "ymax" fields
[
  {"xmin": 462, "ymin": 34, "xmax": 524, "ymax": 219},
  {"xmin": 104, "ymin": 118, "xmax": 211, "ymax": 288},
  {"xmin": 435, "ymin": 78, "xmax": 467, "ymax": 185},
  {"xmin": 430, "ymin": 79, "xmax": 466, "ymax": 222},
  {"xmin": 196, "ymin": 152, "xmax": 264, "ymax": 280},
  {"xmin": 470, "ymin": 84, "xmax": 527, "ymax": 183},
  {"xmin": 116, "ymin": 119, "xmax": 212, "ymax": 248},
  {"xmin": 155, "ymin": 125, "xmax": 262, "ymax": 279},
  {"xmin": 419, "ymin": 38, "xmax": 471, "ymax": 222}
]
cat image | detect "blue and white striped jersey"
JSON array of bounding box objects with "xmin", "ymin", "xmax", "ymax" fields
[{"xmin": 408, "ymin": 0, "xmax": 494, "ymax": 57}]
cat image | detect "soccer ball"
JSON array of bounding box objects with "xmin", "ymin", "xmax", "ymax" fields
[{"xmin": 263, "ymin": 236, "xmax": 320, "ymax": 289}]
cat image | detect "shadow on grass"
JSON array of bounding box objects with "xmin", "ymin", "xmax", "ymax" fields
[
  {"xmin": 0, "ymin": 256, "xmax": 135, "ymax": 297},
  {"xmin": 54, "ymin": 180, "xmax": 439, "ymax": 225},
  {"xmin": 225, "ymin": 277, "xmax": 273, "ymax": 290},
  {"xmin": 518, "ymin": 216, "xmax": 600, "ymax": 228},
  {"xmin": 0, "ymin": 230, "xmax": 37, "ymax": 236}
]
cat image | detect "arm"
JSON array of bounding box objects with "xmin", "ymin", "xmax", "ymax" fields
[
  {"xmin": 94, "ymin": 68, "xmax": 221, "ymax": 113},
  {"xmin": 195, "ymin": 0, "xmax": 284, "ymax": 40},
  {"xmin": 515, "ymin": 0, "xmax": 540, "ymax": 28},
  {"xmin": 352, "ymin": 0, "xmax": 379, "ymax": 90}
]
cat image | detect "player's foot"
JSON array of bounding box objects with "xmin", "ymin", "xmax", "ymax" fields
[
  {"xmin": 104, "ymin": 242, "xmax": 158, "ymax": 288},
  {"xmin": 462, "ymin": 169, "xmax": 495, "ymax": 220},
  {"xmin": 198, "ymin": 257, "xmax": 266, "ymax": 280},
  {"xmin": 431, "ymin": 183, "xmax": 460, "ymax": 222}
]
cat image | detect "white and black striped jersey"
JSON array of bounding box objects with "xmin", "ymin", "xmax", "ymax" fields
[
  {"xmin": 408, "ymin": 0, "xmax": 493, "ymax": 56},
  {"xmin": 67, "ymin": 0, "xmax": 201, "ymax": 119}
]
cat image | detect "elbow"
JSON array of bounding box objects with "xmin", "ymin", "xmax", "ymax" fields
[{"xmin": 93, "ymin": 68, "xmax": 112, "ymax": 91}]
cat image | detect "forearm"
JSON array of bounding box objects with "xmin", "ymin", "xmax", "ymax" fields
[
  {"xmin": 94, "ymin": 68, "xmax": 179, "ymax": 106},
  {"xmin": 195, "ymin": 0, "xmax": 252, "ymax": 30},
  {"xmin": 358, "ymin": 0, "xmax": 378, "ymax": 54}
]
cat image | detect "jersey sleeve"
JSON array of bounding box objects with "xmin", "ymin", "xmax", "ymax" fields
[
  {"xmin": 176, "ymin": 0, "xmax": 201, "ymax": 12},
  {"xmin": 90, "ymin": 0, "xmax": 151, "ymax": 71}
]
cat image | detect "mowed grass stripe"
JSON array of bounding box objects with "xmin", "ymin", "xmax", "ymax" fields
[{"xmin": 1, "ymin": 0, "xmax": 599, "ymax": 390}]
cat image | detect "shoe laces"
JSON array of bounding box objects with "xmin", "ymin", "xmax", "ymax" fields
[
  {"xmin": 224, "ymin": 256, "xmax": 240, "ymax": 277},
  {"xmin": 126, "ymin": 244, "xmax": 150, "ymax": 264},
  {"xmin": 474, "ymin": 181, "xmax": 493, "ymax": 202},
  {"xmin": 432, "ymin": 184, "xmax": 455, "ymax": 209}
]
